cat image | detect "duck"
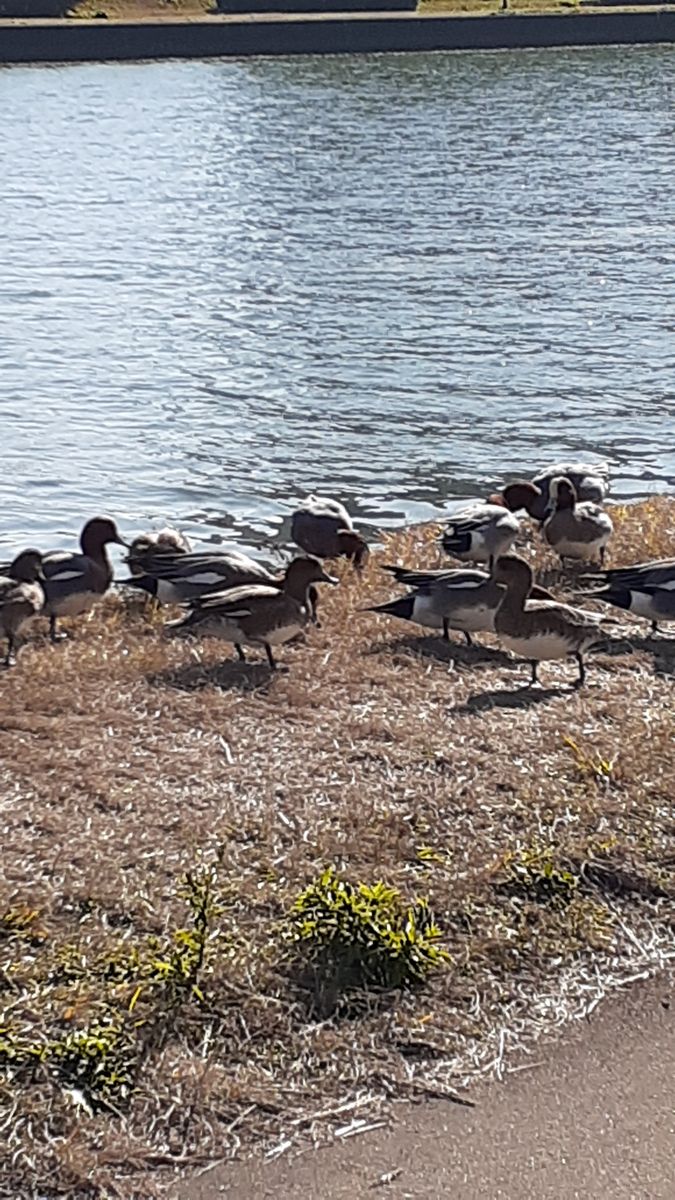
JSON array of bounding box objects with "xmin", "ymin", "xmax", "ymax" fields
[
  {"xmin": 578, "ymin": 558, "xmax": 675, "ymax": 635},
  {"xmin": 291, "ymin": 495, "xmax": 368, "ymax": 568},
  {"xmin": 493, "ymin": 555, "xmax": 610, "ymax": 687},
  {"xmin": 441, "ymin": 483, "xmax": 541, "ymax": 567},
  {"xmin": 0, "ymin": 549, "xmax": 45, "ymax": 667},
  {"xmin": 368, "ymin": 563, "xmax": 555, "ymax": 646},
  {"xmin": 40, "ymin": 517, "xmax": 127, "ymax": 642},
  {"xmin": 495, "ymin": 462, "xmax": 610, "ymax": 523},
  {"xmin": 127, "ymin": 527, "xmax": 192, "ymax": 577},
  {"xmin": 166, "ymin": 556, "xmax": 337, "ymax": 670},
  {"xmin": 543, "ymin": 477, "xmax": 613, "ymax": 565},
  {"xmin": 119, "ymin": 544, "xmax": 324, "ymax": 628}
]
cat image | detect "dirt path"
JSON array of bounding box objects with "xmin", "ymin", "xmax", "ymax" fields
[{"xmin": 181, "ymin": 975, "xmax": 674, "ymax": 1200}]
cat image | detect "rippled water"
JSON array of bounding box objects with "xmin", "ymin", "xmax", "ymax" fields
[{"xmin": 1, "ymin": 47, "xmax": 674, "ymax": 555}]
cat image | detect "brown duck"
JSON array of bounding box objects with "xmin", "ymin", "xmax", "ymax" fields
[{"xmin": 0, "ymin": 549, "xmax": 45, "ymax": 667}]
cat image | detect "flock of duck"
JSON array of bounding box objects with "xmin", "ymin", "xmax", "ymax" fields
[{"xmin": 0, "ymin": 462, "xmax": 672, "ymax": 687}]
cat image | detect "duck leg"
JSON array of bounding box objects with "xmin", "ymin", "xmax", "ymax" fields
[
  {"xmin": 650, "ymin": 620, "xmax": 659, "ymax": 637},
  {"xmin": 264, "ymin": 643, "xmax": 277, "ymax": 671},
  {"xmin": 49, "ymin": 615, "xmax": 67, "ymax": 644},
  {"xmin": 573, "ymin": 652, "xmax": 586, "ymax": 688},
  {"xmin": 529, "ymin": 660, "xmax": 539, "ymax": 686},
  {"xmin": 235, "ymin": 644, "xmax": 246, "ymax": 662},
  {"xmin": 442, "ymin": 618, "xmax": 450, "ymax": 642},
  {"xmin": 4, "ymin": 635, "xmax": 16, "ymax": 668},
  {"xmin": 463, "ymin": 631, "xmax": 474, "ymax": 647}
]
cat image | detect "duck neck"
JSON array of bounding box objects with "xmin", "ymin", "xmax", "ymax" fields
[
  {"xmin": 497, "ymin": 577, "xmax": 529, "ymax": 617},
  {"xmin": 284, "ymin": 572, "xmax": 311, "ymax": 604},
  {"xmin": 81, "ymin": 531, "xmax": 113, "ymax": 579}
]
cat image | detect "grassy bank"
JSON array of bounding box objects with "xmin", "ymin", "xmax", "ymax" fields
[
  {"xmin": 1, "ymin": 497, "xmax": 674, "ymax": 1198},
  {"xmin": 58, "ymin": 0, "xmax": 661, "ymax": 20}
]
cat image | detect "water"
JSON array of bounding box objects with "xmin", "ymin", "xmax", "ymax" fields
[{"xmin": 1, "ymin": 46, "xmax": 674, "ymax": 555}]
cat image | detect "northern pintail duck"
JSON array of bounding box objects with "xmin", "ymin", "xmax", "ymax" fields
[
  {"xmin": 41, "ymin": 517, "xmax": 127, "ymax": 642},
  {"xmin": 120, "ymin": 546, "xmax": 275, "ymax": 606},
  {"xmin": 0, "ymin": 549, "xmax": 45, "ymax": 667},
  {"xmin": 127, "ymin": 528, "xmax": 192, "ymax": 576},
  {"xmin": 441, "ymin": 484, "xmax": 541, "ymax": 567},
  {"xmin": 291, "ymin": 495, "xmax": 368, "ymax": 568},
  {"xmin": 543, "ymin": 477, "xmax": 613, "ymax": 565},
  {"xmin": 369, "ymin": 563, "xmax": 554, "ymax": 646},
  {"xmin": 497, "ymin": 462, "xmax": 610, "ymax": 523},
  {"xmin": 167, "ymin": 556, "xmax": 337, "ymax": 670},
  {"xmin": 579, "ymin": 557, "xmax": 675, "ymax": 635},
  {"xmin": 120, "ymin": 546, "xmax": 323, "ymax": 627},
  {"xmin": 493, "ymin": 555, "xmax": 609, "ymax": 687}
]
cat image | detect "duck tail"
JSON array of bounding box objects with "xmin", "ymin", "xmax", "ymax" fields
[
  {"xmin": 363, "ymin": 595, "xmax": 415, "ymax": 620},
  {"xmin": 115, "ymin": 575, "xmax": 157, "ymax": 596},
  {"xmin": 574, "ymin": 585, "xmax": 632, "ymax": 614}
]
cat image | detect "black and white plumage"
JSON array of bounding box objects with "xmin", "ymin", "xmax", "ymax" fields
[{"xmin": 579, "ymin": 558, "xmax": 675, "ymax": 635}]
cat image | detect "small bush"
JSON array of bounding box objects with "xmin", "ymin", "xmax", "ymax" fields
[
  {"xmin": 496, "ymin": 842, "xmax": 579, "ymax": 906},
  {"xmin": 286, "ymin": 866, "xmax": 449, "ymax": 1015}
]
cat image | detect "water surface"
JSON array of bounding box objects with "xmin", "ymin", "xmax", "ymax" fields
[{"xmin": 1, "ymin": 47, "xmax": 674, "ymax": 553}]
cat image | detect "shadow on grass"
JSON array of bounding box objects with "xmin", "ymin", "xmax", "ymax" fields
[
  {"xmin": 451, "ymin": 684, "xmax": 567, "ymax": 714},
  {"xmin": 147, "ymin": 657, "xmax": 275, "ymax": 694},
  {"xmin": 368, "ymin": 634, "xmax": 515, "ymax": 670},
  {"xmin": 592, "ymin": 632, "xmax": 675, "ymax": 676}
]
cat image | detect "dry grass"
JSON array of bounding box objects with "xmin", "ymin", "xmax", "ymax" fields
[
  {"xmin": 63, "ymin": 0, "xmax": 656, "ymax": 21},
  {"xmin": 1, "ymin": 497, "xmax": 674, "ymax": 1199}
]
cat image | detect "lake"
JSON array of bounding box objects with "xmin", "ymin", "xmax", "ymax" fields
[{"xmin": 1, "ymin": 46, "xmax": 674, "ymax": 555}]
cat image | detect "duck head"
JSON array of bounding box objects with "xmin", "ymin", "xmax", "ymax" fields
[
  {"xmin": 547, "ymin": 476, "xmax": 577, "ymax": 514},
  {"xmin": 492, "ymin": 554, "xmax": 535, "ymax": 593},
  {"xmin": 336, "ymin": 529, "xmax": 369, "ymax": 569},
  {"xmin": 494, "ymin": 481, "xmax": 543, "ymax": 515},
  {"xmin": 284, "ymin": 556, "xmax": 339, "ymax": 601},
  {"xmin": 81, "ymin": 517, "xmax": 129, "ymax": 555}
]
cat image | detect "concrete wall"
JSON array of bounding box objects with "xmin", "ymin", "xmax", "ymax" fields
[{"xmin": 0, "ymin": 10, "xmax": 674, "ymax": 64}]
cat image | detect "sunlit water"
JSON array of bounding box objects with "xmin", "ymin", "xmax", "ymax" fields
[{"xmin": 1, "ymin": 46, "xmax": 674, "ymax": 557}]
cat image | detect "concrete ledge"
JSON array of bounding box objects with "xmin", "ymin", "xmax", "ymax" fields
[{"xmin": 0, "ymin": 9, "xmax": 674, "ymax": 63}]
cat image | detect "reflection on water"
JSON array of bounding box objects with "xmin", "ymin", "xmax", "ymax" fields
[{"xmin": 0, "ymin": 47, "xmax": 674, "ymax": 554}]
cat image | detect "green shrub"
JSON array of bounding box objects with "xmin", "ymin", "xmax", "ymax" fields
[{"xmin": 286, "ymin": 866, "xmax": 449, "ymax": 1015}]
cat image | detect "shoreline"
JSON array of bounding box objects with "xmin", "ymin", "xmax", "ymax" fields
[
  {"xmin": 1, "ymin": 498, "xmax": 674, "ymax": 1198},
  {"xmin": 1, "ymin": 8, "xmax": 674, "ymax": 64}
]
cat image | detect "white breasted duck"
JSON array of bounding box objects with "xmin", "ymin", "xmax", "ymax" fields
[
  {"xmin": 441, "ymin": 483, "xmax": 541, "ymax": 567},
  {"xmin": 580, "ymin": 557, "xmax": 675, "ymax": 635},
  {"xmin": 543, "ymin": 477, "xmax": 613, "ymax": 566},
  {"xmin": 291, "ymin": 495, "xmax": 368, "ymax": 568},
  {"xmin": 0, "ymin": 549, "xmax": 45, "ymax": 667},
  {"xmin": 368, "ymin": 563, "xmax": 554, "ymax": 646},
  {"xmin": 127, "ymin": 528, "xmax": 192, "ymax": 577},
  {"xmin": 41, "ymin": 517, "xmax": 127, "ymax": 642},
  {"xmin": 167, "ymin": 556, "xmax": 337, "ymax": 670},
  {"xmin": 493, "ymin": 555, "xmax": 610, "ymax": 687}
]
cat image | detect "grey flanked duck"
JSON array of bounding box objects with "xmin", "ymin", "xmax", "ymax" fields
[
  {"xmin": 442, "ymin": 483, "xmax": 542, "ymax": 567},
  {"xmin": 496, "ymin": 462, "xmax": 610, "ymax": 524},
  {"xmin": 166, "ymin": 556, "xmax": 337, "ymax": 669},
  {"xmin": 120, "ymin": 544, "xmax": 323, "ymax": 627},
  {"xmin": 41, "ymin": 517, "xmax": 127, "ymax": 642},
  {"xmin": 368, "ymin": 563, "xmax": 554, "ymax": 646},
  {"xmin": 543, "ymin": 477, "xmax": 613, "ymax": 566},
  {"xmin": 0, "ymin": 549, "xmax": 45, "ymax": 667},
  {"xmin": 291, "ymin": 495, "xmax": 368, "ymax": 569},
  {"xmin": 579, "ymin": 558, "xmax": 675, "ymax": 635},
  {"xmin": 127, "ymin": 528, "xmax": 192, "ymax": 576},
  {"xmin": 493, "ymin": 555, "xmax": 610, "ymax": 687}
]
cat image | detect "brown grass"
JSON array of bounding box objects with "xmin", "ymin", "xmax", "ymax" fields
[{"xmin": 1, "ymin": 497, "xmax": 674, "ymax": 1198}]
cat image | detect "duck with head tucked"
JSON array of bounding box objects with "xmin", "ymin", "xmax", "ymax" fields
[
  {"xmin": 579, "ymin": 557, "xmax": 675, "ymax": 636},
  {"xmin": 166, "ymin": 556, "xmax": 337, "ymax": 670},
  {"xmin": 543, "ymin": 477, "xmax": 613, "ymax": 566},
  {"xmin": 441, "ymin": 483, "xmax": 541, "ymax": 568},
  {"xmin": 40, "ymin": 517, "xmax": 127, "ymax": 642},
  {"xmin": 0, "ymin": 549, "xmax": 45, "ymax": 667},
  {"xmin": 127, "ymin": 527, "xmax": 192, "ymax": 577},
  {"xmin": 493, "ymin": 555, "xmax": 611, "ymax": 687},
  {"xmin": 291, "ymin": 495, "xmax": 369, "ymax": 570}
]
